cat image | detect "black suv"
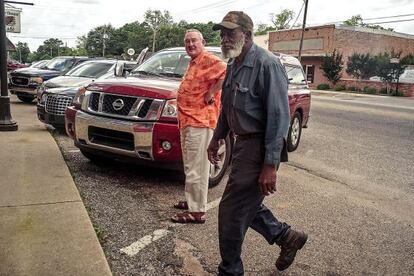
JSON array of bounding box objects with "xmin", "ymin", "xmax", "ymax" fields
[{"xmin": 9, "ymin": 56, "xmax": 91, "ymax": 103}]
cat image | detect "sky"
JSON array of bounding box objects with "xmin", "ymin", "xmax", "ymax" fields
[{"xmin": 6, "ymin": 0, "xmax": 414, "ymax": 51}]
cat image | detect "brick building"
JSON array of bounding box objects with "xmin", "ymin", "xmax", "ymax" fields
[{"xmin": 268, "ymin": 25, "xmax": 414, "ymax": 96}]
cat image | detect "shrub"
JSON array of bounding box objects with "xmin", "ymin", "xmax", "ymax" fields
[
  {"xmin": 317, "ymin": 83, "xmax": 330, "ymax": 90},
  {"xmin": 391, "ymin": 90, "xmax": 404, "ymax": 97},
  {"xmin": 347, "ymin": 86, "xmax": 358, "ymax": 91},
  {"xmin": 379, "ymin": 87, "xmax": 388, "ymax": 94},
  {"xmin": 363, "ymin": 86, "xmax": 377, "ymax": 94},
  {"xmin": 334, "ymin": 84, "xmax": 346, "ymax": 91}
]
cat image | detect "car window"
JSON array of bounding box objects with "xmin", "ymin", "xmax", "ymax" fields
[
  {"xmin": 132, "ymin": 50, "xmax": 222, "ymax": 78},
  {"xmin": 66, "ymin": 62, "xmax": 114, "ymax": 78},
  {"xmin": 44, "ymin": 58, "xmax": 76, "ymax": 72},
  {"xmin": 284, "ymin": 65, "xmax": 306, "ymax": 85}
]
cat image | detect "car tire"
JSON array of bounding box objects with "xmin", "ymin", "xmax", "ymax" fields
[
  {"xmin": 208, "ymin": 135, "xmax": 232, "ymax": 188},
  {"xmin": 17, "ymin": 95, "xmax": 34, "ymax": 103},
  {"xmin": 287, "ymin": 111, "xmax": 302, "ymax": 152},
  {"xmin": 80, "ymin": 149, "xmax": 110, "ymax": 164}
]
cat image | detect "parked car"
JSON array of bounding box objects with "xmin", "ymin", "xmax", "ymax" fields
[
  {"xmin": 29, "ymin": 59, "xmax": 50, "ymax": 69},
  {"xmin": 65, "ymin": 47, "xmax": 311, "ymax": 186},
  {"xmin": 7, "ymin": 59, "xmax": 27, "ymax": 71},
  {"xmin": 37, "ymin": 59, "xmax": 137, "ymax": 128},
  {"xmin": 8, "ymin": 56, "xmax": 91, "ymax": 103}
]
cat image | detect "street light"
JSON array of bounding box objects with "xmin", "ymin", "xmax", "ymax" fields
[
  {"xmin": 102, "ymin": 32, "xmax": 108, "ymax": 57},
  {"xmin": 0, "ymin": 0, "xmax": 33, "ymax": 131}
]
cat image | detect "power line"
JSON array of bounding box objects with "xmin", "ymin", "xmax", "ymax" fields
[
  {"xmin": 368, "ymin": 18, "xmax": 414, "ymax": 24},
  {"xmin": 364, "ymin": 13, "xmax": 414, "ymax": 21},
  {"xmin": 9, "ymin": 35, "xmax": 78, "ymax": 39},
  {"xmin": 291, "ymin": 0, "xmax": 305, "ymax": 28},
  {"xmin": 176, "ymin": 0, "xmax": 240, "ymax": 15},
  {"xmin": 328, "ymin": 13, "xmax": 414, "ymax": 24}
]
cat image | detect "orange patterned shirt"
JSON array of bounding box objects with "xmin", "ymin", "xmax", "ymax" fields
[{"xmin": 177, "ymin": 51, "xmax": 226, "ymax": 129}]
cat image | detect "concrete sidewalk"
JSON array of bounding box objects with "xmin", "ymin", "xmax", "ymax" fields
[{"xmin": 0, "ymin": 96, "xmax": 111, "ymax": 275}]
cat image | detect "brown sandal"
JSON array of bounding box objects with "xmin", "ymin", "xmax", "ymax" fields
[
  {"xmin": 173, "ymin": 201, "xmax": 188, "ymax": 210},
  {"xmin": 171, "ymin": 212, "xmax": 206, "ymax": 224}
]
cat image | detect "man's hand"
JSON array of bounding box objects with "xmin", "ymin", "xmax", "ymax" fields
[
  {"xmin": 258, "ymin": 164, "xmax": 277, "ymax": 196},
  {"xmin": 204, "ymin": 92, "xmax": 215, "ymax": 105},
  {"xmin": 207, "ymin": 138, "xmax": 221, "ymax": 165}
]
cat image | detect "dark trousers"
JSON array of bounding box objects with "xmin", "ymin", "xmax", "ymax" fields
[{"xmin": 218, "ymin": 137, "xmax": 290, "ymax": 276}]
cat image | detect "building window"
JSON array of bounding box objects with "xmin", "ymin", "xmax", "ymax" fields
[{"xmin": 303, "ymin": 65, "xmax": 315, "ymax": 83}]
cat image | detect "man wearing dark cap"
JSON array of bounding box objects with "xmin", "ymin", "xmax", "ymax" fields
[{"xmin": 207, "ymin": 11, "xmax": 308, "ymax": 275}]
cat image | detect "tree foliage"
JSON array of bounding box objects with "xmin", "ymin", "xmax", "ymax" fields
[
  {"xmin": 270, "ymin": 9, "xmax": 295, "ymax": 30},
  {"xmin": 11, "ymin": 42, "xmax": 30, "ymax": 63},
  {"xmin": 346, "ymin": 53, "xmax": 377, "ymax": 79},
  {"xmin": 320, "ymin": 49, "xmax": 343, "ymax": 85},
  {"xmin": 374, "ymin": 50, "xmax": 405, "ymax": 91},
  {"xmin": 343, "ymin": 15, "xmax": 394, "ymax": 31},
  {"xmin": 144, "ymin": 9, "xmax": 173, "ymax": 52},
  {"xmin": 18, "ymin": 9, "xmax": 224, "ymax": 61}
]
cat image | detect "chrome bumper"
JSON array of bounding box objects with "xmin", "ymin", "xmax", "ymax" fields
[{"xmin": 75, "ymin": 110, "xmax": 154, "ymax": 160}]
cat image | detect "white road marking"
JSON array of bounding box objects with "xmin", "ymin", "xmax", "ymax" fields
[
  {"xmin": 120, "ymin": 229, "xmax": 171, "ymax": 256},
  {"xmin": 120, "ymin": 197, "xmax": 222, "ymax": 257}
]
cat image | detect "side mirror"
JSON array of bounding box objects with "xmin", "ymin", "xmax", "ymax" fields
[
  {"xmin": 114, "ymin": 62, "xmax": 125, "ymax": 77},
  {"xmin": 136, "ymin": 47, "xmax": 149, "ymax": 65}
]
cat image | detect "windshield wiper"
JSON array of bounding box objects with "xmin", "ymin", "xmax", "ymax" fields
[
  {"xmin": 159, "ymin": 72, "xmax": 182, "ymax": 78},
  {"xmin": 133, "ymin": 70, "xmax": 162, "ymax": 77}
]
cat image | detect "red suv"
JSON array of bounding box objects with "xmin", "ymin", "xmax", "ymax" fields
[{"xmin": 65, "ymin": 47, "xmax": 311, "ymax": 186}]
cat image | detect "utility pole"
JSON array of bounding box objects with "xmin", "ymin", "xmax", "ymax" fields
[
  {"xmin": 298, "ymin": 0, "xmax": 309, "ymax": 62},
  {"xmin": 0, "ymin": 0, "xmax": 33, "ymax": 131},
  {"xmin": 102, "ymin": 32, "xmax": 108, "ymax": 57}
]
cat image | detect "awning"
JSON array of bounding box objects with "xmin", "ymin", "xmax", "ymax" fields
[{"xmin": 6, "ymin": 37, "xmax": 16, "ymax": 51}]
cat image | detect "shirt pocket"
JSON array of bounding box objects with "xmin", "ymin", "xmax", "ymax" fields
[{"xmin": 233, "ymin": 82, "xmax": 249, "ymax": 110}]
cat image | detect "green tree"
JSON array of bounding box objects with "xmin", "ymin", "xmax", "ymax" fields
[
  {"xmin": 36, "ymin": 38, "xmax": 64, "ymax": 59},
  {"xmin": 270, "ymin": 9, "xmax": 295, "ymax": 30},
  {"xmin": 401, "ymin": 53, "xmax": 414, "ymax": 65},
  {"xmin": 346, "ymin": 53, "xmax": 377, "ymax": 79},
  {"xmin": 84, "ymin": 25, "xmax": 117, "ymax": 57},
  {"xmin": 254, "ymin": 23, "xmax": 276, "ymax": 36},
  {"xmin": 320, "ymin": 49, "xmax": 343, "ymax": 85},
  {"xmin": 343, "ymin": 15, "xmax": 393, "ymax": 31},
  {"xmin": 143, "ymin": 9, "xmax": 173, "ymax": 52},
  {"xmin": 11, "ymin": 42, "xmax": 30, "ymax": 63},
  {"xmin": 375, "ymin": 50, "xmax": 405, "ymax": 93}
]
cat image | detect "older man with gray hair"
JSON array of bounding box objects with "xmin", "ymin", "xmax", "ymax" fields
[{"xmin": 208, "ymin": 11, "xmax": 308, "ymax": 275}]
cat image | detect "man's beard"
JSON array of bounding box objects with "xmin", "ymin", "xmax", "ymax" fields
[{"xmin": 222, "ymin": 34, "xmax": 245, "ymax": 59}]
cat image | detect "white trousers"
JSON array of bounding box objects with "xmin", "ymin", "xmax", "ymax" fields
[{"xmin": 180, "ymin": 126, "xmax": 213, "ymax": 212}]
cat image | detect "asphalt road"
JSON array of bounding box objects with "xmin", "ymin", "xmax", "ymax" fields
[{"xmin": 52, "ymin": 91, "xmax": 414, "ymax": 275}]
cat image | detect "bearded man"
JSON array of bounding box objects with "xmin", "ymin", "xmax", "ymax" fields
[{"xmin": 207, "ymin": 11, "xmax": 308, "ymax": 275}]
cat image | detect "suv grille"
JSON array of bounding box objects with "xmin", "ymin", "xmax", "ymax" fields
[
  {"xmin": 45, "ymin": 95, "xmax": 73, "ymax": 115},
  {"xmin": 102, "ymin": 94, "xmax": 136, "ymax": 116},
  {"xmin": 86, "ymin": 91, "xmax": 161, "ymax": 120},
  {"xmin": 11, "ymin": 76, "xmax": 29, "ymax": 86}
]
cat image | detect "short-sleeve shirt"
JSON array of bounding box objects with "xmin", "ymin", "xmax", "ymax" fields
[{"xmin": 177, "ymin": 51, "xmax": 227, "ymax": 129}]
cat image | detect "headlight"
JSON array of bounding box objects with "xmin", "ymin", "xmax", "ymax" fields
[
  {"xmin": 29, "ymin": 77, "xmax": 43, "ymax": 84},
  {"xmin": 40, "ymin": 93, "xmax": 48, "ymax": 104},
  {"xmin": 161, "ymin": 99, "xmax": 177, "ymax": 118},
  {"xmin": 37, "ymin": 84, "xmax": 45, "ymax": 99},
  {"xmin": 72, "ymin": 87, "xmax": 87, "ymax": 108}
]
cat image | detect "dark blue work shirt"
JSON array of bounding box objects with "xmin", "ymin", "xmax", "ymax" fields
[{"xmin": 212, "ymin": 43, "xmax": 290, "ymax": 166}]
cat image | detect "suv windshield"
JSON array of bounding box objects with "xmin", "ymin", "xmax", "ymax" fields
[
  {"xmin": 66, "ymin": 62, "xmax": 114, "ymax": 78},
  {"xmin": 132, "ymin": 51, "xmax": 191, "ymax": 78},
  {"xmin": 44, "ymin": 58, "xmax": 76, "ymax": 72},
  {"xmin": 284, "ymin": 65, "xmax": 307, "ymax": 85}
]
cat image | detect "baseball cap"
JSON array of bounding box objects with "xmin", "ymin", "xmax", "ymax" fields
[{"xmin": 212, "ymin": 11, "xmax": 253, "ymax": 31}]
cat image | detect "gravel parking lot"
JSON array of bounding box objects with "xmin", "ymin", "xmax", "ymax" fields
[{"xmin": 50, "ymin": 92, "xmax": 414, "ymax": 275}]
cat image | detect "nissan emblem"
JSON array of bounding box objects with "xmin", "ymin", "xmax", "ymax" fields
[{"xmin": 112, "ymin": 99, "xmax": 125, "ymax": 111}]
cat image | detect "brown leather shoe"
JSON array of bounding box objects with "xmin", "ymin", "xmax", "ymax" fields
[{"xmin": 275, "ymin": 229, "xmax": 308, "ymax": 271}]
